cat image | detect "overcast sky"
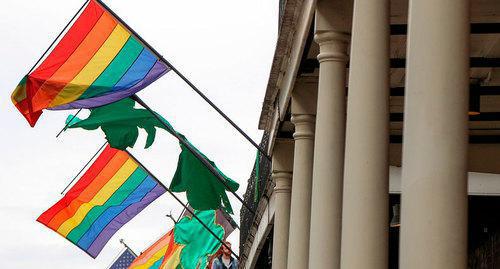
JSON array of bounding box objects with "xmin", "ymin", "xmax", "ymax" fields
[{"xmin": 0, "ymin": 0, "xmax": 277, "ymax": 267}]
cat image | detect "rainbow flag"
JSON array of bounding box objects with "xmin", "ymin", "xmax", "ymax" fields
[
  {"xmin": 128, "ymin": 229, "xmax": 183, "ymax": 269},
  {"xmin": 12, "ymin": 0, "xmax": 170, "ymax": 126},
  {"xmin": 37, "ymin": 145, "xmax": 166, "ymax": 258}
]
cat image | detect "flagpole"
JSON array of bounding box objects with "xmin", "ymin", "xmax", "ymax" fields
[
  {"xmin": 181, "ymin": 206, "xmax": 241, "ymax": 231},
  {"xmin": 58, "ymin": 142, "xmax": 239, "ymax": 258},
  {"xmin": 93, "ymin": 0, "xmax": 270, "ymax": 161},
  {"xmin": 176, "ymin": 207, "xmax": 187, "ymax": 223},
  {"xmin": 125, "ymin": 149, "xmax": 240, "ymax": 259},
  {"xmin": 56, "ymin": 108, "xmax": 83, "ymax": 138},
  {"xmin": 27, "ymin": 0, "xmax": 90, "ymax": 74},
  {"xmin": 131, "ymin": 94, "xmax": 255, "ymax": 215},
  {"xmin": 56, "ymin": 104, "xmax": 256, "ymax": 214},
  {"xmin": 119, "ymin": 239, "xmax": 138, "ymax": 257},
  {"xmin": 221, "ymin": 209, "xmax": 241, "ymax": 230},
  {"xmin": 60, "ymin": 141, "xmax": 108, "ymax": 195}
]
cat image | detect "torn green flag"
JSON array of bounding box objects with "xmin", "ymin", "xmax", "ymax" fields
[
  {"xmin": 65, "ymin": 98, "xmax": 174, "ymax": 150},
  {"xmin": 174, "ymin": 210, "xmax": 224, "ymax": 269},
  {"xmin": 170, "ymin": 134, "xmax": 239, "ymax": 214},
  {"xmin": 65, "ymin": 98, "xmax": 238, "ymax": 214}
]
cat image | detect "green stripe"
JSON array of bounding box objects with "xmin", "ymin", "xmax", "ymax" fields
[
  {"xmin": 66, "ymin": 167, "xmax": 148, "ymax": 243},
  {"xmin": 78, "ymin": 37, "xmax": 143, "ymax": 99}
]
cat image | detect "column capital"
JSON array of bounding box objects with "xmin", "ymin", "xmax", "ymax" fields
[
  {"xmin": 315, "ymin": 0, "xmax": 353, "ymax": 34},
  {"xmin": 291, "ymin": 114, "xmax": 315, "ymax": 140},
  {"xmin": 272, "ymin": 139, "xmax": 294, "ymax": 194},
  {"xmin": 272, "ymin": 138, "xmax": 295, "ymax": 172},
  {"xmin": 314, "ymin": 31, "xmax": 350, "ymax": 63},
  {"xmin": 291, "ymin": 79, "xmax": 318, "ymax": 115},
  {"xmin": 273, "ymin": 171, "xmax": 293, "ymax": 193},
  {"xmin": 314, "ymin": 31, "xmax": 350, "ymax": 44}
]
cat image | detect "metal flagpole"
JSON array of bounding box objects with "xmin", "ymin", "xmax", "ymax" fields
[
  {"xmin": 55, "ymin": 102, "xmax": 255, "ymax": 214},
  {"xmin": 60, "ymin": 141, "xmax": 108, "ymax": 195},
  {"xmin": 56, "ymin": 108, "xmax": 82, "ymax": 138},
  {"xmin": 176, "ymin": 207, "xmax": 187, "ymax": 223},
  {"xmin": 27, "ymin": 0, "xmax": 90, "ymax": 74},
  {"xmin": 125, "ymin": 149, "xmax": 240, "ymax": 259},
  {"xmin": 181, "ymin": 204, "xmax": 240, "ymax": 231},
  {"xmin": 119, "ymin": 239, "xmax": 138, "ymax": 257},
  {"xmin": 221, "ymin": 209, "xmax": 241, "ymax": 230},
  {"xmin": 56, "ymin": 142, "xmax": 239, "ymax": 258},
  {"xmin": 131, "ymin": 95, "xmax": 255, "ymax": 215},
  {"xmin": 94, "ymin": 0, "xmax": 270, "ymax": 161}
]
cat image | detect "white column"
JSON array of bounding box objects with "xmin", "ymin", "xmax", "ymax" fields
[
  {"xmin": 399, "ymin": 0, "xmax": 470, "ymax": 268},
  {"xmin": 272, "ymin": 139, "xmax": 294, "ymax": 269},
  {"xmin": 309, "ymin": 0, "xmax": 352, "ymax": 268},
  {"xmin": 287, "ymin": 82, "xmax": 317, "ymax": 269},
  {"xmin": 340, "ymin": 0, "xmax": 390, "ymax": 268}
]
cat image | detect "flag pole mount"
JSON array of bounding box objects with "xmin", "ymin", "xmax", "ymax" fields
[{"xmin": 119, "ymin": 239, "xmax": 138, "ymax": 257}]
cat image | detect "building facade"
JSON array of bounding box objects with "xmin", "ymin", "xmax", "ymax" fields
[{"xmin": 240, "ymin": 0, "xmax": 500, "ymax": 268}]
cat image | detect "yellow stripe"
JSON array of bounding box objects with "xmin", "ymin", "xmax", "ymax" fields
[
  {"xmin": 49, "ymin": 24, "xmax": 130, "ymax": 107},
  {"xmin": 132, "ymin": 245, "xmax": 169, "ymax": 269},
  {"xmin": 57, "ymin": 159, "xmax": 138, "ymax": 236},
  {"xmin": 161, "ymin": 246, "xmax": 183, "ymax": 269}
]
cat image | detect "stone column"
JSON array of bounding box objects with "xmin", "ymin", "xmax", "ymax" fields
[
  {"xmin": 271, "ymin": 139, "xmax": 294, "ymax": 269},
  {"xmin": 340, "ymin": 0, "xmax": 390, "ymax": 268},
  {"xmin": 309, "ymin": 0, "xmax": 352, "ymax": 268},
  {"xmin": 287, "ymin": 81, "xmax": 317, "ymax": 269},
  {"xmin": 399, "ymin": 0, "xmax": 470, "ymax": 268}
]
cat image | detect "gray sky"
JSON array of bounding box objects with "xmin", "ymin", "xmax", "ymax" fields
[{"xmin": 0, "ymin": 0, "xmax": 277, "ymax": 267}]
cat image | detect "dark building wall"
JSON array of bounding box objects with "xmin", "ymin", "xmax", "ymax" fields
[
  {"xmin": 389, "ymin": 195, "xmax": 500, "ymax": 268},
  {"xmin": 468, "ymin": 196, "xmax": 500, "ymax": 268}
]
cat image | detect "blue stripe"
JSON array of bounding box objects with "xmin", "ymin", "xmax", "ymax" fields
[
  {"xmin": 77, "ymin": 177, "xmax": 158, "ymax": 249},
  {"xmin": 111, "ymin": 49, "xmax": 157, "ymax": 92}
]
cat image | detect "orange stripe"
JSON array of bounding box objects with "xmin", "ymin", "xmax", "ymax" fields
[
  {"xmin": 160, "ymin": 245, "xmax": 182, "ymax": 269},
  {"xmin": 48, "ymin": 24, "xmax": 131, "ymax": 107},
  {"xmin": 47, "ymin": 151, "xmax": 130, "ymax": 230},
  {"xmin": 129, "ymin": 231, "xmax": 173, "ymax": 267},
  {"xmin": 163, "ymin": 233, "xmax": 178, "ymax": 259},
  {"xmin": 159, "ymin": 233, "xmax": 182, "ymax": 269},
  {"xmin": 31, "ymin": 12, "xmax": 118, "ymax": 112}
]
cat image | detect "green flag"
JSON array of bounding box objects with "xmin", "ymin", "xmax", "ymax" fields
[
  {"xmin": 65, "ymin": 98, "xmax": 239, "ymax": 213},
  {"xmin": 254, "ymin": 150, "xmax": 261, "ymax": 202},
  {"xmin": 65, "ymin": 98, "xmax": 174, "ymax": 150},
  {"xmin": 175, "ymin": 210, "xmax": 224, "ymax": 269},
  {"xmin": 170, "ymin": 135, "xmax": 239, "ymax": 214}
]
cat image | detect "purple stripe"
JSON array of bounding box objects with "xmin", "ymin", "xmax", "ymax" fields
[
  {"xmin": 48, "ymin": 61, "xmax": 170, "ymax": 110},
  {"xmin": 85, "ymin": 185, "xmax": 166, "ymax": 257}
]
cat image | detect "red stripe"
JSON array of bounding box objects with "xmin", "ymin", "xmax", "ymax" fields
[
  {"xmin": 29, "ymin": 0, "xmax": 104, "ymax": 96},
  {"xmin": 164, "ymin": 231, "xmax": 178, "ymax": 258},
  {"xmin": 37, "ymin": 145, "xmax": 117, "ymax": 224}
]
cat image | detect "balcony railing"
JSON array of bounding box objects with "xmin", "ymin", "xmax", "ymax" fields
[{"xmin": 239, "ymin": 131, "xmax": 272, "ymax": 255}]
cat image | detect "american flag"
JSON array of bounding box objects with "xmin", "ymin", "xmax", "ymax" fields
[{"xmin": 108, "ymin": 248, "xmax": 136, "ymax": 269}]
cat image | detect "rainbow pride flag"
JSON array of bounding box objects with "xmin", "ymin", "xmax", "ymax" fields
[
  {"xmin": 12, "ymin": 0, "xmax": 170, "ymax": 126},
  {"xmin": 128, "ymin": 229, "xmax": 183, "ymax": 269},
  {"xmin": 37, "ymin": 145, "xmax": 166, "ymax": 258}
]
